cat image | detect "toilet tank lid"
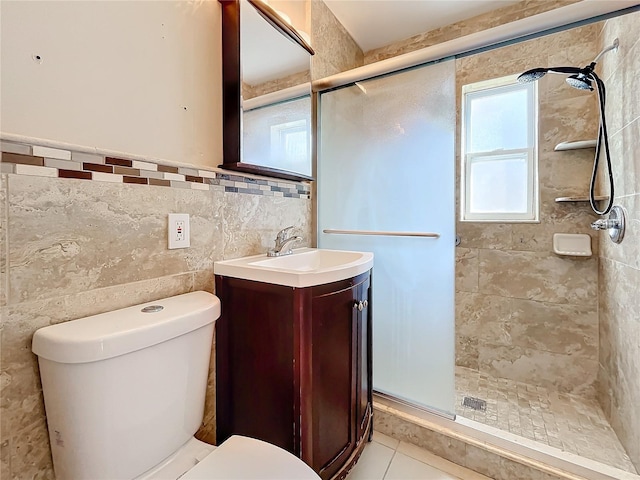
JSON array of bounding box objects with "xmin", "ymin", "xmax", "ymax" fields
[{"xmin": 32, "ymin": 291, "xmax": 220, "ymax": 364}]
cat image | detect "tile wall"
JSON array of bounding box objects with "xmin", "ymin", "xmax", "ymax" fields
[
  {"xmin": 454, "ymin": 23, "xmax": 602, "ymax": 395},
  {"xmin": 597, "ymin": 10, "xmax": 640, "ymax": 472},
  {"xmin": 310, "ymin": 0, "xmax": 364, "ymax": 80},
  {"xmin": 0, "ymin": 140, "xmax": 313, "ymax": 479},
  {"xmin": 364, "ymin": 0, "xmax": 582, "ymax": 65}
]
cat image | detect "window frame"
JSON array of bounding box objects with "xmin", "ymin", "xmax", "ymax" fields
[{"xmin": 460, "ymin": 75, "xmax": 539, "ymax": 223}]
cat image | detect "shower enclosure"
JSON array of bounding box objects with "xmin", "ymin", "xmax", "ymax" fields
[
  {"xmin": 317, "ymin": 60, "xmax": 456, "ymax": 415},
  {"xmin": 317, "ymin": 12, "xmax": 639, "ymax": 475}
]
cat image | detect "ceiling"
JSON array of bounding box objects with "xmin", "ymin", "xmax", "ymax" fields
[{"xmin": 323, "ymin": 0, "xmax": 521, "ymax": 52}]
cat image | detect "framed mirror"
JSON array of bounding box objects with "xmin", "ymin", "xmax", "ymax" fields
[{"xmin": 220, "ymin": 0, "xmax": 315, "ymax": 181}]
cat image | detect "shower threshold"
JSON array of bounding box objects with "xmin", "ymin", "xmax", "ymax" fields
[{"xmin": 373, "ymin": 393, "xmax": 639, "ymax": 480}]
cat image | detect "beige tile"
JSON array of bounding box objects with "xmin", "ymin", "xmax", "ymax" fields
[
  {"xmin": 455, "ymin": 366, "xmax": 637, "ymax": 472},
  {"xmin": 0, "ymin": 142, "xmax": 31, "ymax": 156},
  {"xmin": 509, "ymin": 298, "xmax": 597, "ymax": 357},
  {"xmin": 385, "ymin": 452, "xmax": 460, "ymax": 480},
  {"xmin": 372, "ymin": 431, "xmax": 400, "ymax": 450},
  {"xmin": 598, "ymin": 257, "xmax": 640, "ymax": 470},
  {"xmin": 193, "ymin": 269, "xmax": 215, "ymax": 294},
  {"xmin": 537, "ymin": 148, "xmax": 596, "ymax": 195},
  {"xmin": 365, "ymin": 1, "xmax": 581, "ymax": 64},
  {"xmin": 455, "ymin": 247, "xmax": 478, "ymax": 293},
  {"xmin": 0, "ymin": 175, "xmax": 7, "ymax": 308},
  {"xmin": 478, "ymin": 249, "xmax": 598, "ymax": 305},
  {"xmin": 310, "ymin": 0, "xmax": 363, "ymax": 79},
  {"xmin": 478, "ymin": 345, "xmax": 597, "ymax": 396},
  {"xmin": 373, "ymin": 408, "xmax": 466, "ymax": 465},
  {"xmin": 602, "ymin": 27, "xmax": 640, "ymax": 136},
  {"xmin": 10, "ymin": 416, "xmax": 53, "ymax": 480},
  {"xmin": 346, "ymin": 441, "xmax": 394, "ymax": 480},
  {"xmin": 607, "ymin": 117, "xmax": 639, "ymax": 199},
  {"xmin": 6, "ymin": 175, "xmax": 223, "ymax": 303},
  {"xmin": 462, "ymin": 443, "xmax": 505, "ymax": 479},
  {"xmin": 222, "ymin": 192, "xmax": 312, "ymax": 260},
  {"xmin": 456, "ymin": 292, "xmax": 511, "ymax": 348},
  {"xmin": 397, "ymin": 442, "xmax": 491, "ymax": 480},
  {"xmin": 455, "ymin": 223, "xmax": 512, "ymax": 250},
  {"xmin": 539, "ymin": 95, "xmax": 599, "ymax": 155},
  {"xmin": 599, "ymin": 194, "xmax": 640, "ymax": 270}
]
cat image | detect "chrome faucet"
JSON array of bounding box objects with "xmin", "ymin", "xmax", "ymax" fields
[{"xmin": 268, "ymin": 226, "xmax": 302, "ymax": 257}]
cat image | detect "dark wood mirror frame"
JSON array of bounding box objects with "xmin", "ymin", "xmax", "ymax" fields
[{"xmin": 220, "ymin": 0, "xmax": 315, "ymax": 182}]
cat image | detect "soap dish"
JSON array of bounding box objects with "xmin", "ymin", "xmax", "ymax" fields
[{"xmin": 552, "ymin": 233, "xmax": 592, "ymax": 257}]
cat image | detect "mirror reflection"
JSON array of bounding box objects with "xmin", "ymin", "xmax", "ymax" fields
[
  {"xmin": 241, "ymin": 0, "xmax": 311, "ymax": 99},
  {"xmin": 220, "ymin": 0, "xmax": 314, "ymax": 181}
]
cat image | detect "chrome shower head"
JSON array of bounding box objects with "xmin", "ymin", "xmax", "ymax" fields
[
  {"xmin": 517, "ymin": 38, "xmax": 618, "ymax": 87},
  {"xmin": 517, "ymin": 68, "xmax": 548, "ymax": 83},
  {"xmin": 517, "ymin": 66, "xmax": 582, "ymax": 84},
  {"xmin": 566, "ymin": 74, "xmax": 594, "ymax": 90}
]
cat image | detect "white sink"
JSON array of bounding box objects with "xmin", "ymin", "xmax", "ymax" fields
[{"xmin": 214, "ymin": 248, "xmax": 373, "ymax": 287}]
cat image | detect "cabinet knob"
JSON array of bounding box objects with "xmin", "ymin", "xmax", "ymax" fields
[
  {"xmin": 354, "ymin": 301, "xmax": 364, "ymax": 311},
  {"xmin": 362, "ymin": 300, "xmax": 368, "ymax": 308}
]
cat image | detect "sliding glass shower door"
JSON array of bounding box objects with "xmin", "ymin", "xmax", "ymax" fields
[{"xmin": 317, "ymin": 60, "xmax": 456, "ymax": 414}]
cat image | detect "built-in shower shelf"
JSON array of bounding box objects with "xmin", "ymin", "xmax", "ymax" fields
[
  {"xmin": 555, "ymin": 195, "xmax": 609, "ymax": 203},
  {"xmin": 554, "ymin": 140, "xmax": 597, "ymax": 151}
]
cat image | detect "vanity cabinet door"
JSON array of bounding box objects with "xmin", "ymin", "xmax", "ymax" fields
[
  {"xmin": 216, "ymin": 271, "xmax": 373, "ymax": 480},
  {"xmin": 310, "ymin": 281, "xmax": 359, "ymax": 479}
]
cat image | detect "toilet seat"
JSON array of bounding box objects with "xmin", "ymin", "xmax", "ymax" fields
[{"xmin": 181, "ymin": 436, "xmax": 320, "ymax": 480}]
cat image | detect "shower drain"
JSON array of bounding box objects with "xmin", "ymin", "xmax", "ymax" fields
[{"xmin": 462, "ymin": 396, "xmax": 487, "ymax": 411}]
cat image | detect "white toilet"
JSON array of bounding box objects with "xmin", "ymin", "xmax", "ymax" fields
[{"xmin": 32, "ymin": 291, "xmax": 320, "ymax": 480}]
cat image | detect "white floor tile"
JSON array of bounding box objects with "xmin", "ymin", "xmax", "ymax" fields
[
  {"xmin": 397, "ymin": 442, "xmax": 491, "ymax": 480},
  {"xmin": 384, "ymin": 452, "xmax": 460, "ymax": 480},
  {"xmin": 346, "ymin": 441, "xmax": 395, "ymax": 480},
  {"xmin": 373, "ymin": 431, "xmax": 400, "ymax": 450}
]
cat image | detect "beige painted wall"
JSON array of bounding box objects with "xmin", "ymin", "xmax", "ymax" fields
[
  {"xmin": 0, "ymin": 1, "xmax": 222, "ymax": 169},
  {"xmin": 597, "ymin": 10, "xmax": 640, "ymax": 471}
]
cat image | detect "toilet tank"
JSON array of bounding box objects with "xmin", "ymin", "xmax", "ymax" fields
[{"xmin": 32, "ymin": 291, "xmax": 221, "ymax": 480}]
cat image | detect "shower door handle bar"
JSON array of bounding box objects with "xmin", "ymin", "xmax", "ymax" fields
[{"xmin": 322, "ymin": 229, "xmax": 440, "ymax": 238}]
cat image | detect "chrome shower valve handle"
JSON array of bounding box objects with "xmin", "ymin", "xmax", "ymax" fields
[
  {"xmin": 590, "ymin": 205, "xmax": 626, "ymax": 244},
  {"xmin": 590, "ymin": 219, "xmax": 619, "ymax": 230}
]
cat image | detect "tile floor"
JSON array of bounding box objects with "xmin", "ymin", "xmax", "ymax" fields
[
  {"xmin": 455, "ymin": 366, "xmax": 637, "ymax": 474},
  {"xmin": 347, "ymin": 432, "xmax": 491, "ymax": 480}
]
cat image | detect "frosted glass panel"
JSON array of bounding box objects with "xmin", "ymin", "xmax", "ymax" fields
[
  {"xmin": 468, "ymin": 88, "xmax": 528, "ymax": 152},
  {"xmin": 318, "ymin": 61, "xmax": 455, "ymax": 414},
  {"xmin": 243, "ymin": 96, "xmax": 311, "ymax": 176},
  {"xmin": 469, "ymin": 153, "xmax": 528, "ymax": 213}
]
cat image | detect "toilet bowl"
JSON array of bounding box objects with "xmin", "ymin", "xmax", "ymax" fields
[{"xmin": 32, "ymin": 291, "xmax": 320, "ymax": 480}]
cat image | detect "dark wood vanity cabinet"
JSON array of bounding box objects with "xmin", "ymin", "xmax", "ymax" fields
[{"xmin": 215, "ymin": 271, "xmax": 372, "ymax": 480}]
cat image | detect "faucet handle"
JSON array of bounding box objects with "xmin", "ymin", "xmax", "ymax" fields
[{"xmin": 276, "ymin": 226, "xmax": 295, "ymax": 243}]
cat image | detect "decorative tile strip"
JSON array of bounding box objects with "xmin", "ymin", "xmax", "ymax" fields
[{"xmin": 0, "ymin": 140, "xmax": 312, "ymax": 199}]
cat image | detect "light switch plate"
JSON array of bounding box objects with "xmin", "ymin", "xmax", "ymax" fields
[{"xmin": 168, "ymin": 213, "xmax": 190, "ymax": 249}]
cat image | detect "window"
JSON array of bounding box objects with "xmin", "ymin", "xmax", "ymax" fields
[
  {"xmin": 242, "ymin": 96, "xmax": 312, "ymax": 177},
  {"xmin": 270, "ymin": 119, "xmax": 309, "ymax": 170},
  {"xmin": 461, "ymin": 75, "xmax": 538, "ymax": 222}
]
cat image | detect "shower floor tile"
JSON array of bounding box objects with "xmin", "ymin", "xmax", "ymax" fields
[{"xmin": 455, "ymin": 366, "xmax": 638, "ymax": 474}]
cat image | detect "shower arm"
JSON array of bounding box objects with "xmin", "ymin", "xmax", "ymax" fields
[{"xmin": 592, "ymin": 38, "xmax": 619, "ymax": 64}]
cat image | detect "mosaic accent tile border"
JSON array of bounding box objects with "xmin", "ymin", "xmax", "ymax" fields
[{"xmin": 0, "ymin": 141, "xmax": 311, "ymax": 199}]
